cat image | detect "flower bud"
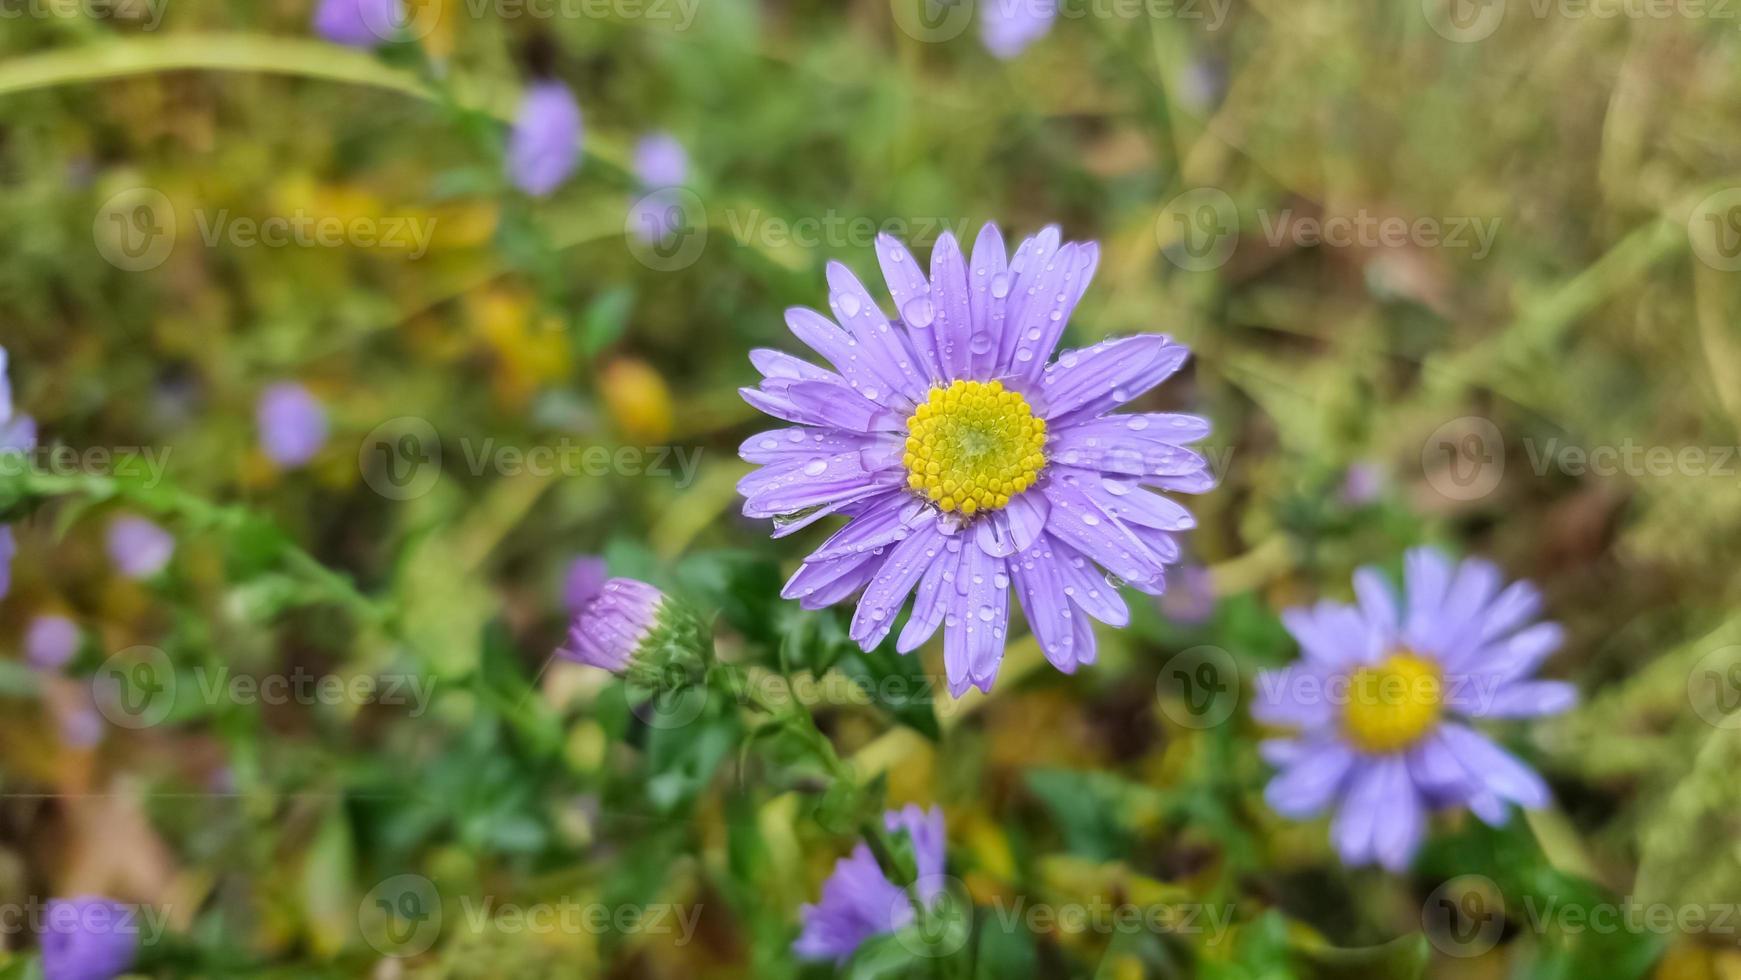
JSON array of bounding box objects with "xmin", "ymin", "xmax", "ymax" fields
[{"xmin": 559, "ymin": 578, "xmax": 708, "ymax": 685}]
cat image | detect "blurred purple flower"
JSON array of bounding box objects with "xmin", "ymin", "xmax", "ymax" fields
[
  {"xmin": 633, "ymin": 132, "xmax": 688, "ymax": 189},
  {"xmin": 106, "ymin": 517, "xmax": 174, "ymax": 580},
  {"xmin": 981, "ymin": 0, "xmax": 1056, "ymax": 59},
  {"xmin": 1340, "ymin": 461, "xmax": 1385, "ymax": 506},
  {"xmin": 1158, "ymin": 564, "xmax": 1216, "ymax": 625},
  {"xmin": 795, "ymin": 805, "xmax": 947, "ymax": 962},
  {"xmin": 1254, "ymin": 548, "xmax": 1577, "ymax": 871},
  {"xmin": 312, "ymin": 0, "xmax": 403, "ymax": 47},
  {"xmin": 507, "ymin": 82, "xmax": 583, "ymax": 197},
  {"xmin": 40, "ymin": 896, "xmax": 138, "ymax": 980},
  {"xmin": 257, "ymin": 382, "xmax": 329, "ymax": 467},
  {"xmin": 563, "ymin": 555, "xmax": 608, "ymax": 613},
  {"xmin": 0, "ymin": 346, "xmax": 35, "ymax": 600},
  {"xmin": 26, "ymin": 615, "xmax": 81, "ymax": 670},
  {"xmin": 559, "ymin": 578, "xmax": 666, "ymax": 673}
]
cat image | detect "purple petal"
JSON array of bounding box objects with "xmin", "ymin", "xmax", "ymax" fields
[
  {"xmin": 875, "ymin": 234, "xmax": 945, "ymax": 384},
  {"xmin": 851, "ymin": 526, "xmax": 948, "ymax": 650},
  {"xmin": 826, "ymin": 261, "xmax": 927, "ymax": 402},
  {"xmin": 995, "ymin": 227, "xmax": 1061, "ymax": 371},
  {"xmin": 967, "ymin": 223, "xmax": 1010, "ymax": 378},
  {"xmin": 1265, "ymin": 740, "xmax": 1356, "ymax": 817},
  {"xmin": 897, "ymin": 552, "xmax": 954, "ymax": 653},
  {"xmin": 1038, "ymin": 335, "xmax": 1190, "ymax": 425},
  {"xmin": 1435, "ymin": 723, "xmax": 1551, "ymax": 810},
  {"xmin": 739, "ymin": 427, "xmax": 878, "ymax": 465},
  {"xmin": 1010, "ymin": 543, "xmax": 1079, "ymax": 671},
  {"xmin": 807, "ymin": 494, "xmax": 930, "ymax": 561},
  {"xmin": 313, "ymin": 0, "xmax": 402, "ymax": 46},
  {"xmin": 749, "ymin": 348, "xmax": 838, "ymax": 383},
  {"xmin": 563, "ymin": 556, "xmax": 608, "ymax": 613},
  {"xmin": 1011, "ymin": 243, "xmax": 1099, "ymax": 383},
  {"xmin": 784, "ymin": 550, "xmax": 885, "ymax": 610},
  {"xmin": 928, "ymin": 231, "xmax": 974, "ymax": 380},
  {"xmin": 1048, "ymin": 536, "xmax": 1130, "ymax": 626}
]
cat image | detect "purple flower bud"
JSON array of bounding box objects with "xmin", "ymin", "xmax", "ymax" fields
[
  {"xmin": 313, "ymin": 0, "xmax": 404, "ymax": 47},
  {"xmin": 563, "ymin": 555, "xmax": 608, "ymax": 614},
  {"xmin": 40, "ymin": 896, "xmax": 138, "ymax": 980},
  {"xmin": 256, "ymin": 383, "xmax": 329, "ymax": 468},
  {"xmin": 626, "ymin": 188, "xmax": 689, "ymax": 246},
  {"xmin": 632, "ymin": 132, "xmax": 688, "ymax": 189},
  {"xmin": 26, "ymin": 615, "xmax": 81, "ymax": 670},
  {"xmin": 981, "ymin": 0, "xmax": 1056, "ymax": 59},
  {"xmin": 507, "ymin": 82, "xmax": 583, "ymax": 197},
  {"xmin": 560, "ymin": 578, "xmax": 666, "ymax": 673},
  {"xmin": 0, "ymin": 344, "xmax": 36, "ymax": 456},
  {"xmin": 106, "ymin": 517, "xmax": 174, "ymax": 580}
]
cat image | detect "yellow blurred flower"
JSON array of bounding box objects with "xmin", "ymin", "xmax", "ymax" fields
[{"xmin": 600, "ymin": 358, "xmax": 675, "ymax": 443}]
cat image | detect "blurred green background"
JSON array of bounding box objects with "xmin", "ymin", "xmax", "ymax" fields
[{"xmin": 3, "ymin": 0, "xmax": 1741, "ymax": 976}]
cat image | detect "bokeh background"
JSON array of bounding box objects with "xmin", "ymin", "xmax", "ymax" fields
[{"xmin": 3, "ymin": 0, "xmax": 1741, "ymax": 976}]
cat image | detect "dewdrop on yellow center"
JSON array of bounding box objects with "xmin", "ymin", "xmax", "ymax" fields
[
  {"xmin": 903, "ymin": 380, "xmax": 1047, "ymax": 515},
  {"xmin": 1341, "ymin": 652, "xmax": 1445, "ymax": 754}
]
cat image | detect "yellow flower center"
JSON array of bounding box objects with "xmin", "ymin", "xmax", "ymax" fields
[
  {"xmin": 903, "ymin": 380, "xmax": 1047, "ymax": 516},
  {"xmin": 1342, "ymin": 653, "xmax": 1445, "ymax": 754}
]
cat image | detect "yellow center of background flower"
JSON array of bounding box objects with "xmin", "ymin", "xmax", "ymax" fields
[
  {"xmin": 1342, "ymin": 652, "xmax": 1444, "ymax": 754},
  {"xmin": 903, "ymin": 380, "xmax": 1046, "ymax": 515}
]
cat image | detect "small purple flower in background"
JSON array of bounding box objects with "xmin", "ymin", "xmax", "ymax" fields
[
  {"xmin": 40, "ymin": 896, "xmax": 138, "ymax": 980},
  {"xmin": 1340, "ymin": 461, "xmax": 1385, "ymax": 507},
  {"xmin": 738, "ymin": 223, "xmax": 1212, "ymax": 696},
  {"xmin": 981, "ymin": 0, "xmax": 1056, "ymax": 59},
  {"xmin": 795, "ymin": 805, "xmax": 946, "ymax": 962},
  {"xmin": 106, "ymin": 517, "xmax": 174, "ymax": 580},
  {"xmin": 632, "ymin": 132, "xmax": 688, "ymax": 189},
  {"xmin": 312, "ymin": 0, "xmax": 403, "ymax": 47},
  {"xmin": 257, "ymin": 383, "xmax": 329, "ymax": 468},
  {"xmin": 563, "ymin": 555, "xmax": 608, "ymax": 614},
  {"xmin": 507, "ymin": 81, "xmax": 583, "ymax": 197},
  {"xmin": 26, "ymin": 615, "xmax": 81, "ymax": 670},
  {"xmin": 0, "ymin": 346, "xmax": 37, "ymax": 600},
  {"xmin": 1158, "ymin": 563, "xmax": 1216, "ymax": 626},
  {"xmin": 1254, "ymin": 548, "xmax": 1577, "ymax": 871}
]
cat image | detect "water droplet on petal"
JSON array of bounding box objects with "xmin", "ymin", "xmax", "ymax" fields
[
  {"xmin": 803, "ymin": 458, "xmax": 828, "ymax": 476},
  {"xmin": 839, "ymin": 293, "xmax": 862, "ymax": 317},
  {"xmin": 902, "ymin": 296, "xmax": 936, "ymax": 329}
]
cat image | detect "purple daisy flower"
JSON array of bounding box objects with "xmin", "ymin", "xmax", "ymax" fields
[
  {"xmin": 257, "ymin": 382, "xmax": 329, "ymax": 468},
  {"xmin": 981, "ymin": 0, "xmax": 1056, "ymax": 59},
  {"xmin": 26, "ymin": 615, "xmax": 81, "ymax": 670},
  {"xmin": 106, "ymin": 516, "xmax": 174, "ymax": 580},
  {"xmin": 312, "ymin": 0, "xmax": 403, "ymax": 47},
  {"xmin": 795, "ymin": 805, "xmax": 947, "ymax": 962},
  {"xmin": 632, "ymin": 132, "xmax": 688, "ymax": 189},
  {"xmin": 1254, "ymin": 548, "xmax": 1578, "ymax": 871},
  {"xmin": 40, "ymin": 896, "xmax": 138, "ymax": 980},
  {"xmin": 737, "ymin": 224, "xmax": 1211, "ymax": 696},
  {"xmin": 507, "ymin": 81, "xmax": 583, "ymax": 197}
]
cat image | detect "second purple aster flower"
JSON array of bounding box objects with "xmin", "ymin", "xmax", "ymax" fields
[
  {"xmin": 736, "ymin": 223, "xmax": 1213, "ymax": 696},
  {"xmin": 1254, "ymin": 548, "xmax": 1577, "ymax": 871}
]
